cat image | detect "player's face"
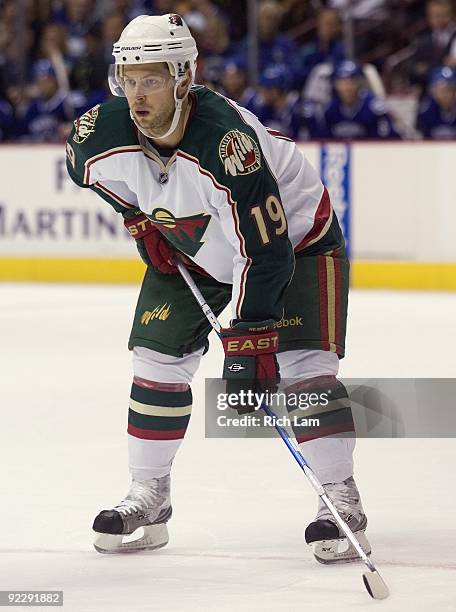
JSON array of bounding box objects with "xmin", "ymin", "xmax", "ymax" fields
[
  {"xmin": 335, "ymin": 77, "xmax": 359, "ymax": 105},
  {"xmin": 123, "ymin": 63, "xmax": 176, "ymax": 135},
  {"xmin": 432, "ymin": 82, "xmax": 456, "ymax": 110}
]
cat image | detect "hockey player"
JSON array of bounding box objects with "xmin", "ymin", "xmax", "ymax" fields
[
  {"xmin": 322, "ymin": 60, "xmax": 400, "ymax": 140},
  {"xmin": 417, "ymin": 66, "xmax": 456, "ymax": 139},
  {"xmin": 66, "ymin": 14, "xmax": 370, "ymax": 563}
]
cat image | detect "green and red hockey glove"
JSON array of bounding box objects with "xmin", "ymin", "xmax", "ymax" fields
[
  {"xmin": 221, "ymin": 322, "xmax": 280, "ymax": 414},
  {"xmin": 124, "ymin": 212, "xmax": 177, "ymax": 274}
]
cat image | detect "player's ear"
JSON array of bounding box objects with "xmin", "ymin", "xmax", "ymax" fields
[{"xmin": 177, "ymin": 68, "xmax": 192, "ymax": 98}]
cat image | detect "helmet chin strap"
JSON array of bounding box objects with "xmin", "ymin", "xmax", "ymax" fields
[{"xmin": 131, "ymin": 79, "xmax": 188, "ymax": 142}]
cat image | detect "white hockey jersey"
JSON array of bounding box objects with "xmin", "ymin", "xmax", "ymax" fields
[{"xmin": 66, "ymin": 86, "xmax": 340, "ymax": 323}]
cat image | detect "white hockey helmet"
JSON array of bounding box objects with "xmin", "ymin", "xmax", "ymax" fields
[{"xmin": 109, "ymin": 13, "xmax": 198, "ymax": 139}]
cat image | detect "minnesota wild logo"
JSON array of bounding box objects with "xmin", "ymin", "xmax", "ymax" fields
[
  {"xmin": 148, "ymin": 208, "xmax": 210, "ymax": 256},
  {"xmin": 73, "ymin": 104, "xmax": 100, "ymax": 144},
  {"xmin": 219, "ymin": 130, "xmax": 261, "ymax": 177}
]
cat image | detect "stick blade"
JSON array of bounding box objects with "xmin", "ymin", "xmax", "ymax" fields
[{"xmin": 362, "ymin": 570, "xmax": 390, "ymax": 600}]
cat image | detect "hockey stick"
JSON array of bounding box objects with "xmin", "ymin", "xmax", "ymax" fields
[{"xmin": 174, "ymin": 258, "xmax": 389, "ymax": 600}]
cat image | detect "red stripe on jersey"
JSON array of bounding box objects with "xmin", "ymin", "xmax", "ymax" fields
[
  {"xmin": 94, "ymin": 181, "xmax": 135, "ymax": 208},
  {"xmin": 294, "ymin": 187, "xmax": 332, "ymax": 252},
  {"xmin": 318, "ymin": 255, "xmax": 330, "ymax": 352},
  {"xmin": 266, "ymin": 128, "xmax": 293, "ymax": 142},
  {"xmin": 334, "ymin": 255, "xmax": 342, "ymax": 351},
  {"xmin": 127, "ymin": 423, "xmax": 187, "ymax": 440},
  {"xmin": 230, "ymin": 203, "xmax": 251, "ymax": 318},
  {"xmin": 177, "ymin": 151, "xmax": 251, "ymax": 318},
  {"xmin": 176, "ymin": 151, "xmax": 235, "ymax": 205},
  {"xmin": 84, "ymin": 147, "xmax": 142, "ymax": 184},
  {"xmin": 133, "ymin": 377, "xmax": 189, "ymax": 392}
]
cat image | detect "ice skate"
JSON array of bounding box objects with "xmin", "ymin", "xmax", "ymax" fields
[
  {"xmin": 93, "ymin": 474, "xmax": 172, "ymax": 553},
  {"xmin": 305, "ymin": 476, "xmax": 371, "ymax": 564}
]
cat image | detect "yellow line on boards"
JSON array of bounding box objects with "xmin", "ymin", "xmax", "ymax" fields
[
  {"xmin": 0, "ymin": 258, "xmax": 145, "ymax": 283},
  {"xmin": 352, "ymin": 261, "xmax": 456, "ymax": 290},
  {"xmin": 0, "ymin": 258, "xmax": 455, "ymax": 290}
]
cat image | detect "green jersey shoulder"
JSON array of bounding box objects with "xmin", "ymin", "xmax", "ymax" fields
[
  {"xmin": 182, "ymin": 86, "xmax": 264, "ymax": 183},
  {"xmin": 66, "ymin": 97, "xmax": 138, "ymax": 187}
]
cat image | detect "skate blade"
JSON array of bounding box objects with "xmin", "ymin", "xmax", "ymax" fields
[
  {"xmin": 311, "ymin": 530, "xmax": 371, "ymax": 564},
  {"xmin": 93, "ymin": 523, "xmax": 169, "ymax": 554}
]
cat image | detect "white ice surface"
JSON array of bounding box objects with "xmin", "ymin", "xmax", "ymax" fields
[{"xmin": 1, "ymin": 285, "xmax": 455, "ymax": 611}]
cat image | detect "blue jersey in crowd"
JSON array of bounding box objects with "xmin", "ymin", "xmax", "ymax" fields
[
  {"xmin": 322, "ymin": 90, "xmax": 400, "ymax": 139},
  {"xmin": 248, "ymin": 91, "xmax": 303, "ymax": 140},
  {"xmin": 293, "ymin": 40, "xmax": 346, "ymax": 89},
  {"xmin": 417, "ymin": 97, "xmax": 456, "ymax": 139},
  {"xmin": 234, "ymin": 35, "xmax": 297, "ymax": 75},
  {"xmin": 21, "ymin": 90, "xmax": 70, "ymax": 142}
]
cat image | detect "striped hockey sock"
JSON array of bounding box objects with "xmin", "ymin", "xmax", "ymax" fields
[
  {"xmin": 127, "ymin": 377, "xmax": 192, "ymax": 480},
  {"xmin": 286, "ymin": 375, "xmax": 355, "ymax": 484},
  {"xmin": 286, "ymin": 375, "xmax": 355, "ymax": 444}
]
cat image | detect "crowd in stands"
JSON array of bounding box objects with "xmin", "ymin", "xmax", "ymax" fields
[{"xmin": 1, "ymin": 0, "xmax": 456, "ymax": 142}]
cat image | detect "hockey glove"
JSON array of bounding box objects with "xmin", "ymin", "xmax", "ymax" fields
[
  {"xmin": 221, "ymin": 322, "xmax": 280, "ymax": 414},
  {"xmin": 124, "ymin": 212, "xmax": 177, "ymax": 274}
]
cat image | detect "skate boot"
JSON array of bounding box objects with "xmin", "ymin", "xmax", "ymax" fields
[
  {"xmin": 93, "ymin": 474, "xmax": 172, "ymax": 553},
  {"xmin": 305, "ymin": 476, "xmax": 371, "ymax": 564}
]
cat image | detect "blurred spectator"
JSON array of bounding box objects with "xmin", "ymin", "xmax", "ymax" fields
[
  {"xmin": 215, "ymin": 0, "xmax": 246, "ymax": 41},
  {"xmin": 410, "ymin": 0, "xmax": 456, "ymax": 94},
  {"xmin": 183, "ymin": 0, "xmax": 222, "ymax": 32},
  {"xmin": 107, "ymin": 0, "xmax": 155, "ymax": 21},
  {"xmin": 19, "ymin": 59, "xmax": 72, "ymax": 142},
  {"xmin": 234, "ymin": 0, "xmax": 297, "ymax": 74},
  {"xmin": 1, "ymin": 0, "xmax": 454, "ymax": 143},
  {"xmin": 69, "ymin": 12, "xmax": 126, "ymax": 109},
  {"xmin": 197, "ymin": 14, "xmax": 232, "ymax": 85},
  {"xmin": 152, "ymin": 0, "xmax": 182, "ymax": 14},
  {"xmin": 0, "ymin": 0, "xmax": 36, "ymax": 86},
  {"xmin": 280, "ymin": 0, "xmax": 314, "ymax": 31},
  {"xmin": 293, "ymin": 8, "xmax": 345, "ymax": 89},
  {"xmin": 322, "ymin": 60, "xmax": 400, "ymax": 139},
  {"xmin": 327, "ymin": 0, "xmax": 389, "ymax": 60},
  {"xmin": 248, "ymin": 65, "xmax": 303, "ymax": 139},
  {"xmin": 36, "ymin": 24, "xmax": 70, "ymax": 102},
  {"xmin": 0, "ymin": 97, "xmax": 14, "ymax": 141},
  {"xmin": 37, "ymin": 24, "xmax": 68, "ymax": 62},
  {"xmin": 219, "ymin": 58, "xmax": 256, "ymax": 107},
  {"xmin": 52, "ymin": 0, "xmax": 97, "ymax": 62},
  {"xmin": 417, "ymin": 66, "xmax": 456, "ymax": 138},
  {"xmin": 327, "ymin": 0, "xmax": 388, "ymax": 19},
  {"xmin": 99, "ymin": 12, "xmax": 127, "ymax": 67}
]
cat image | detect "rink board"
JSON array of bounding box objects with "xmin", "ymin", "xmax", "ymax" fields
[{"xmin": 0, "ymin": 143, "xmax": 455, "ymax": 289}]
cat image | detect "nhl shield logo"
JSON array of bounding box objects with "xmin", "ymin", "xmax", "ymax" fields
[
  {"xmin": 219, "ymin": 130, "xmax": 261, "ymax": 177},
  {"xmin": 73, "ymin": 104, "xmax": 100, "ymax": 144}
]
